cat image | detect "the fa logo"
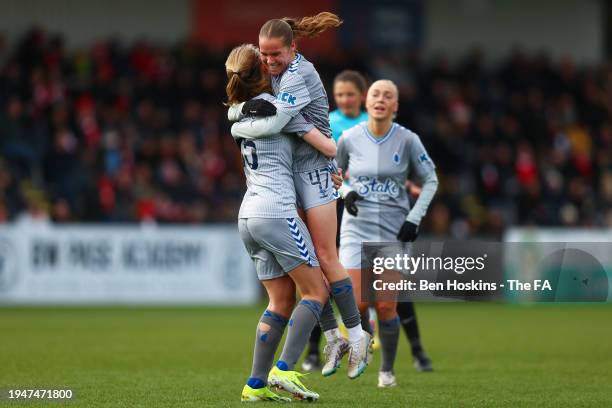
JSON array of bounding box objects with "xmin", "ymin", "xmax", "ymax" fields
[
  {"xmin": 278, "ymin": 92, "xmax": 297, "ymax": 105},
  {"xmin": 392, "ymin": 152, "xmax": 401, "ymax": 165},
  {"xmin": 534, "ymin": 280, "xmax": 552, "ymax": 290}
]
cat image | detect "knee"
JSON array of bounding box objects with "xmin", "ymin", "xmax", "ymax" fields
[
  {"xmin": 318, "ymin": 288, "xmax": 329, "ymax": 305},
  {"xmin": 268, "ymin": 294, "xmax": 296, "ymax": 316},
  {"xmin": 312, "ymin": 286, "xmax": 329, "ymax": 306},
  {"xmin": 316, "ymin": 246, "xmax": 337, "ymax": 270},
  {"xmin": 375, "ymin": 302, "xmax": 398, "ymax": 321},
  {"xmin": 302, "ymin": 286, "xmax": 328, "ymax": 306}
]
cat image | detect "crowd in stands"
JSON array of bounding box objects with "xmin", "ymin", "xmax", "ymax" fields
[{"xmin": 1, "ymin": 28, "xmax": 611, "ymax": 237}]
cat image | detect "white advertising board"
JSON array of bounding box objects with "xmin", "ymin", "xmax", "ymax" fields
[{"xmin": 0, "ymin": 224, "xmax": 258, "ymax": 305}]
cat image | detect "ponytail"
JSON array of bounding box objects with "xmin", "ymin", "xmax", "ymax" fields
[
  {"xmin": 260, "ymin": 12, "xmax": 342, "ymax": 46},
  {"xmin": 225, "ymin": 44, "xmax": 271, "ymax": 106}
]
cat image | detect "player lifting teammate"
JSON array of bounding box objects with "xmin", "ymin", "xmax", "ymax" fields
[
  {"xmin": 226, "ymin": 44, "xmax": 335, "ymax": 402},
  {"xmin": 229, "ymin": 12, "xmax": 371, "ymax": 382}
]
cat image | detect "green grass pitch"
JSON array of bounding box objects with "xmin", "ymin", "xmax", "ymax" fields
[{"xmin": 1, "ymin": 303, "xmax": 611, "ymax": 407}]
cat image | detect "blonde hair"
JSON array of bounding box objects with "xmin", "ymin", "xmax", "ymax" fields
[
  {"xmin": 259, "ymin": 12, "xmax": 342, "ymax": 46},
  {"xmin": 368, "ymin": 79, "xmax": 399, "ymax": 99},
  {"xmin": 225, "ymin": 44, "xmax": 271, "ymax": 106}
]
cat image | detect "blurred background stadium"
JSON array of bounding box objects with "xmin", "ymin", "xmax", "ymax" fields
[
  {"xmin": 0, "ymin": 0, "xmax": 610, "ymax": 231},
  {"xmin": 1, "ymin": 0, "xmax": 611, "ymax": 302},
  {"xmin": 0, "ymin": 1, "xmax": 611, "ymax": 406}
]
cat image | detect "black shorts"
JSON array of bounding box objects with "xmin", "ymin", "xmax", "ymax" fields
[{"xmin": 336, "ymin": 197, "xmax": 344, "ymax": 247}]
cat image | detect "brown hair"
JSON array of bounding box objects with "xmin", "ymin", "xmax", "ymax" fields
[
  {"xmin": 259, "ymin": 12, "xmax": 342, "ymax": 46},
  {"xmin": 334, "ymin": 70, "xmax": 368, "ymax": 94},
  {"xmin": 225, "ymin": 44, "xmax": 271, "ymax": 106}
]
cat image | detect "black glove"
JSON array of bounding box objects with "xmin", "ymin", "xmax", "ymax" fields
[
  {"xmin": 397, "ymin": 221, "xmax": 419, "ymax": 242},
  {"xmin": 242, "ymin": 99, "xmax": 277, "ymax": 117},
  {"xmin": 344, "ymin": 191, "xmax": 363, "ymax": 216}
]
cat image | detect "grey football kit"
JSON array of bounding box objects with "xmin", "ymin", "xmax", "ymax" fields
[
  {"xmin": 230, "ymin": 54, "xmax": 338, "ymax": 210},
  {"xmin": 232, "ymin": 93, "xmax": 319, "ymax": 281},
  {"xmin": 270, "ymin": 54, "xmax": 332, "ymax": 171},
  {"xmin": 336, "ymin": 122, "xmax": 438, "ymax": 268},
  {"xmin": 272, "ymin": 54, "xmax": 338, "ymax": 209}
]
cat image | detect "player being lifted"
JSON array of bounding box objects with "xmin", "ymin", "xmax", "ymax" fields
[
  {"xmin": 303, "ymin": 69, "xmax": 369, "ymax": 371},
  {"xmin": 336, "ymin": 80, "xmax": 438, "ymax": 387},
  {"xmin": 229, "ymin": 12, "xmax": 371, "ymax": 381},
  {"xmin": 226, "ymin": 44, "xmax": 336, "ymax": 402}
]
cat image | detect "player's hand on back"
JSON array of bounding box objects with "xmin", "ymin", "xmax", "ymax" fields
[
  {"xmin": 397, "ymin": 221, "xmax": 418, "ymax": 242},
  {"xmin": 242, "ymin": 99, "xmax": 277, "ymax": 117}
]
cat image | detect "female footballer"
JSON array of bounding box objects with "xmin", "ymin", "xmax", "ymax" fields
[
  {"xmin": 303, "ymin": 69, "xmax": 369, "ymax": 371},
  {"xmin": 336, "ymin": 79, "xmax": 438, "ymax": 387},
  {"xmin": 306, "ymin": 70, "xmax": 433, "ymax": 373}
]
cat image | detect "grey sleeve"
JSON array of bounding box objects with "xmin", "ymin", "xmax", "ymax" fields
[
  {"xmin": 231, "ymin": 91, "xmax": 314, "ymax": 137},
  {"xmin": 407, "ymin": 134, "xmax": 436, "ymax": 179},
  {"xmin": 335, "ymin": 136, "xmax": 352, "ymax": 196},
  {"xmin": 336, "ymin": 136, "xmax": 349, "ymax": 170},
  {"xmin": 406, "ymin": 171, "xmax": 438, "ymax": 225},
  {"xmin": 230, "ymin": 111, "xmax": 293, "ymax": 140},
  {"xmin": 406, "ymin": 134, "xmax": 438, "ymax": 225},
  {"xmin": 282, "ymin": 114, "xmax": 316, "ymax": 135},
  {"xmin": 275, "ymin": 73, "xmax": 311, "ymax": 117},
  {"xmin": 227, "ymin": 103, "xmax": 245, "ymax": 122},
  {"xmin": 268, "ymin": 89, "xmax": 315, "ymax": 136}
]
